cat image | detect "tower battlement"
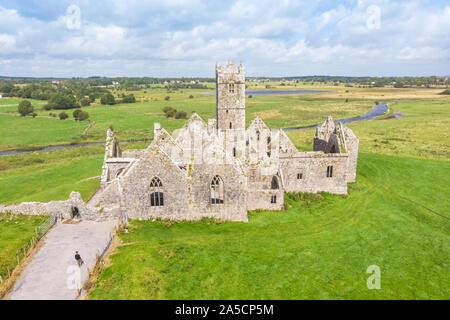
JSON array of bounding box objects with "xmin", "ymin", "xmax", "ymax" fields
[{"xmin": 216, "ymin": 61, "xmax": 245, "ymax": 83}]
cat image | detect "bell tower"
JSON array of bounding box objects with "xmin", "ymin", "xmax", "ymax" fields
[{"xmin": 216, "ymin": 61, "xmax": 246, "ymax": 131}]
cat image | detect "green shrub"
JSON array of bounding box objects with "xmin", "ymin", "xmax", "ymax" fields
[
  {"xmin": 80, "ymin": 97, "xmax": 91, "ymax": 107},
  {"xmin": 164, "ymin": 96, "xmax": 170, "ymax": 101},
  {"xmin": 100, "ymin": 93, "xmax": 116, "ymax": 105},
  {"xmin": 166, "ymin": 109, "xmax": 177, "ymax": 118},
  {"xmin": 59, "ymin": 112, "xmax": 68, "ymax": 120},
  {"xmin": 18, "ymin": 100, "xmax": 33, "ymax": 116},
  {"xmin": 162, "ymin": 106, "xmax": 173, "ymax": 114},
  {"xmin": 175, "ymin": 110, "xmax": 187, "ymax": 119},
  {"xmin": 46, "ymin": 93, "xmax": 80, "ymax": 110},
  {"xmin": 189, "ymin": 95, "xmax": 194, "ymax": 99},
  {"xmin": 78, "ymin": 111, "xmax": 89, "ymax": 121},
  {"xmin": 121, "ymin": 94, "xmax": 136, "ymax": 103},
  {"xmin": 73, "ymin": 109, "xmax": 81, "ymax": 120}
]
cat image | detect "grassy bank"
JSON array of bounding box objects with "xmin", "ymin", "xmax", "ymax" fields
[
  {"xmin": 88, "ymin": 153, "xmax": 449, "ymax": 299},
  {"xmin": 0, "ymin": 213, "xmax": 47, "ymax": 281}
]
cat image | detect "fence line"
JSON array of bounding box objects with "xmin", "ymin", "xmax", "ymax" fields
[{"xmin": 0, "ymin": 212, "xmax": 58, "ymax": 297}]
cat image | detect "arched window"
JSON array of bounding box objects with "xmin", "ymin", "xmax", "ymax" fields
[
  {"xmin": 211, "ymin": 175, "xmax": 224, "ymax": 204},
  {"xmin": 229, "ymin": 122, "xmax": 232, "ymax": 129},
  {"xmin": 271, "ymin": 176, "xmax": 279, "ymax": 189},
  {"xmin": 115, "ymin": 168, "xmax": 124, "ymax": 178},
  {"xmin": 267, "ymin": 136, "xmax": 271, "ymax": 157},
  {"xmin": 233, "ymin": 147, "xmax": 236, "ymax": 157},
  {"xmin": 150, "ymin": 177, "xmax": 164, "ymax": 206}
]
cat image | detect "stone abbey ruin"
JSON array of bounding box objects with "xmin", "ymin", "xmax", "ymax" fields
[{"xmin": 0, "ymin": 62, "xmax": 358, "ymax": 222}]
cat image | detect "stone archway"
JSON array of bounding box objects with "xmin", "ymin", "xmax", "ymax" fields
[{"xmin": 71, "ymin": 206, "xmax": 80, "ymax": 219}]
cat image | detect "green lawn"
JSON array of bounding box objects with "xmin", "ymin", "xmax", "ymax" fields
[
  {"xmin": 0, "ymin": 213, "xmax": 47, "ymax": 280},
  {"xmin": 89, "ymin": 152, "xmax": 449, "ymax": 299}
]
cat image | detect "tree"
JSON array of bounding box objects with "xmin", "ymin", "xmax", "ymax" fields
[
  {"xmin": 166, "ymin": 108, "xmax": 177, "ymax": 118},
  {"xmin": 78, "ymin": 111, "xmax": 89, "ymax": 121},
  {"xmin": 175, "ymin": 110, "xmax": 187, "ymax": 119},
  {"xmin": 121, "ymin": 94, "xmax": 136, "ymax": 103},
  {"xmin": 73, "ymin": 109, "xmax": 81, "ymax": 120},
  {"xmin": 100, "ymin": 93, "xmax": 116, "ymax": 105},
  {"xmin": 59, "ymin": 112, "xmax": 68, "ymax": 120},
  {"xmin": 164, "ymin": 96, "xmax": 170, "ymax": 101},
  {"xmin": 46, "ymin": 93, "xmax": 80, "ymax": 110},
  {"xmin": 18, "ymin": 100, "xmax": 33, "ymax": 116},
  {"xmin": 189, "ymin": 95, "xmax": 194, "ymax": 99},
  {"xmin": 162, "ymin": 106, "xmax": 173, "ymax": 114},
  {"xmin": 80, "ymin": 97, "xmax": 90, "ymax": 106}
]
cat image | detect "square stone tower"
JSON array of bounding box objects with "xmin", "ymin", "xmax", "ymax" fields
[{"xmin": 216, "ymin": 61, "xmax": 246, "ymax": 131}]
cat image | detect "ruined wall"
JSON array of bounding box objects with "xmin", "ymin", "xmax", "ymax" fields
[
  {"xmin": 118, "ymin": 147, "xmax": 190, "ymax": 220},
  {"xmin": 0, "ymin": 192, "xmax": 116, "ymax": 221},
  {"xmin": 190, "ymin": 163, "xmax": 248, "ymax": 221},
  {"xmin": 281, "ymin": 152, "xmax": 348, "ymax": 194},
  {"xmin": 343, "ymin": 127, "xmax": 359, "ymax": 182},
  {"xmin": 103, "ymin": 159, "xmax": 132, "ymax": 183},
  {"xmin": 246, "ymin": 167, "xmax": 284, "ymax": 211}
]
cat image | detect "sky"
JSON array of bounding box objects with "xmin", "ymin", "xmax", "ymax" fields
[{"xmin": 0, "ymin": 0, "xmax": 449, "ymax": 78}]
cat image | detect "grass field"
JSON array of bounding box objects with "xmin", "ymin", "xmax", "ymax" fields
[
  {"xmin": 0, "ymin": 84, "xmax": 379, "ymax": 151},
  {"xmin": 88, "ymin": 153, "xmax": 449, "ymax": 299},
  {"xmin": 0, "ymin": 85, "xmax": 449, "ymax": 299},
  {"xmin": 286, "ymin": 99, "xmax": 450, "ymax": 159},
  {"xmin": 0, "ymin": 213, "xmax": 47, "ymax": 281}
]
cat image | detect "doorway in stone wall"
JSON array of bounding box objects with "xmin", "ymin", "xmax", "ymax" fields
[{"xmin": 71, "ymin": 206, "xmax": 80, "ymax": 219}]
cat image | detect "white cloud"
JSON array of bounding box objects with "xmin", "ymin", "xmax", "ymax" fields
[{"xmin": 0, "ymin": 1, "xmax": 449, "ymax": 77}]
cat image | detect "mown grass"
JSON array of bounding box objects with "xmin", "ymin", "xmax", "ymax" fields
[
  {"xmin": 287, "ymin": 99, "xmax": 450, "ymax": 159},
  {"xmin": 88, "ymin": 152, "xmax": 449, "ymax": 299},
  {"xmin": 0, "ymin": 213, "xmax": 47, "ymax": 280}
]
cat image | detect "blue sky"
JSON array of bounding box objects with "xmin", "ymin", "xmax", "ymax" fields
[{"xmin": 0, "ymin": 0, "xmax": 449, "ymax": 77}]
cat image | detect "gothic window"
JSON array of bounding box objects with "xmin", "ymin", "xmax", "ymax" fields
[
  {"xmin": 297, "ymin": 173, "xmax": 303, "ymax": 180},
  {"xmin": 271, "ymin": 176, "xmax": 279, "ymax": 189},
  {"xmin": 211, "ymin": 175, "xmax": 224, "ymax": 204},
  {"xmin": 230, "ymin": 122, "xmax": 232, "ymax": 129},
  {"xmin": 228, "ymin": 83, "xmax": 235, "ymax": 93},
  {"xmin": 267, "ymin": 136, "xmax": 271, "ymax": 157},
  {"xmin": 271, "ymin": 195, "xmax": 277, "ymax": 203},
  {"xmin": 326, "ymin": 166, "xmax": 333, "ymax": 178},
  {"xmin": 233, "ymin": 147, "xmax": 236, "ymax": 157},
  {"xmin": 150, "ymin": 177, "xmax": 164, "ymax": 206}
]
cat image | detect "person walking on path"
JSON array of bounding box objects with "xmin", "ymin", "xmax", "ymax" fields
[{"xmin": 75, "ymin": 251, "xmax": 84, "ymax": 267}]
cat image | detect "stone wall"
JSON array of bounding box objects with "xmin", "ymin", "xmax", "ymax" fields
[
  {"xmin": 281, "ymin": 152, "xmax": 348, "ymax": 194},
  {"xmin": 0, "ymin": 192, "xmax": 117, "ymax": 221}
]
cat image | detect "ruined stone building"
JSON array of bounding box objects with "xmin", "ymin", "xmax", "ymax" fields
[{"xmin": 96, "ymin": 62, "xmax": 359, "ymax": 222}]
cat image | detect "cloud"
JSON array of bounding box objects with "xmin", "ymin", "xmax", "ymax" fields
[{"xmin": 0, "ymin": 1, "xmax": 449, "ymax": 77}]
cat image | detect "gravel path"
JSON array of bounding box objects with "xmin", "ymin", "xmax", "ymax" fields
[{"xmin": 7, "ymin": 220, "xmax": 117, "ymax": 300}]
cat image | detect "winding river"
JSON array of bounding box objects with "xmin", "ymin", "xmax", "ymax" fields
[{"xmin": 0, "ymin": 97, "xmax": 388, "ymax": 157}]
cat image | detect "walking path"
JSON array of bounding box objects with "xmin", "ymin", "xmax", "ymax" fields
[{"xmin": 7, "ymin": 220, "xmax": 116, "ymax": 300}]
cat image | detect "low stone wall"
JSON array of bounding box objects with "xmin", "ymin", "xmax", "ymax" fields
[{"xmin": 0, "ymin": 191, "xmax": 119, "ymax": 222}]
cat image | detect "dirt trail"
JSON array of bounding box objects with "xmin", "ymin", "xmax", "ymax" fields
[{"xmin": 7, "ymin": 220, "xmax": 116, "ymax": 300}]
